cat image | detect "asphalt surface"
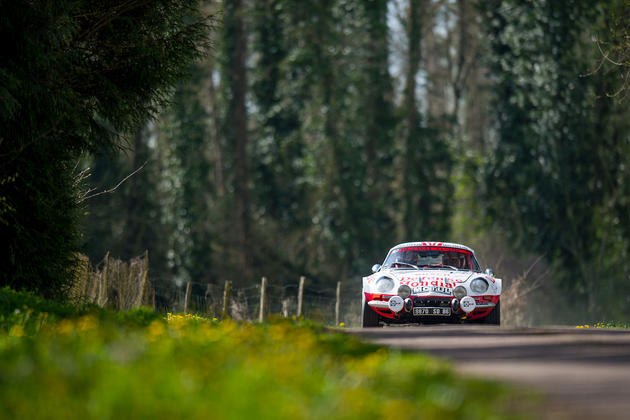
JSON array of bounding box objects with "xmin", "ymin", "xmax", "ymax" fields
[{"xmin": 348, "ymin": 325, "xmax": 630, "ymax": 419}]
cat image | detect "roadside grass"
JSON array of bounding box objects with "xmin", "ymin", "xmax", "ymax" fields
[
  {"xmin": 0, "ymin": 288, "xmax": 535, "ymax": 419},
  {"xmin": 0, "ymin": 286, "xmax": 162, "ymax": 335},
  {"xmin": 576, "ymin": 321, "xmax": 630, "ymax": 329}
]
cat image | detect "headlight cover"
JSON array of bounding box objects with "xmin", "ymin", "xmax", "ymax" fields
[
  {"xmin": 453, "ymin": 286, "xmax": 467, "ymax": 300},
  {"xmin": 470, "ymin": 278, "xmax": 489, "ymax": 294},
  {"xmin": 375, "ymin": 277, "xmax": 395, "ymax": 293}
]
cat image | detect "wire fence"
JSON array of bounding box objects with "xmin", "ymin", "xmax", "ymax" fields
[
  {"xmin": 153, "ymin": 278, "xmax": 363, "ymax": 327},
  {"xmin": 72, "ymin": 252, "xmax": 364, "ymax": 327}
]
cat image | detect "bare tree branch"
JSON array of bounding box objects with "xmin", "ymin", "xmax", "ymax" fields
[
  {"xmin": 583, "ymin": 39, "xmax": 630, "ymax": 99},
  {"xmin": 78, "ymin": 161, "xmax": 147, "ymax": 203}
]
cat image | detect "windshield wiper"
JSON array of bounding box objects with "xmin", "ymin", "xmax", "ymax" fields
[
  {"xmin": 420, "ymin": 264, "xmax": 460, "ymax": 270},
  {"xmin": 385, "ymin": 261, "xmax": 420, "ymax": 270}
]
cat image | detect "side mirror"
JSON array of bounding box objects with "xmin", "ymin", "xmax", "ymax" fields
[
  {"xmin": 371, "ymin": 264, "xmax": 381, "ymax": 273},
  {"xmin": 485, "ymin": 268, "xmax": 494, "ymax": 277}
]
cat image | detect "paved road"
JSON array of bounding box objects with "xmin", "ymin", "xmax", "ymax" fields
[{"xmin": 348, "ymin": 325, "xmax": 630, "ymax": 419}]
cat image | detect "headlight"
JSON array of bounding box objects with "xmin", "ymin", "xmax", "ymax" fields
[
  {"xmin": 453, "ymin": 286, "xmax": 467, "ymax": 299},
  {"xmin": 397, "ymin": 284, "xmax": 412, "ymax": 298},
  {"xmin": 375, "ymin": 277, "xmax": 395, "ymax": 293},
  {"xmin": 470, "ymin": 278, "xmax": 489, "ymax": 294}
]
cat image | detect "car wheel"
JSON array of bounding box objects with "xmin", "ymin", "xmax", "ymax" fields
[
  {"xmin": 362, "ymin": 300, "xmax": 380, "ymax": 327},
  {"xmin": 482, "ymin": 300, "xmax": 501, "ymax": 325}
]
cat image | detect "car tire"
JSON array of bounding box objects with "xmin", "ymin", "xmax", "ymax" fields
[
  {"xmin": 362, "ymin": 300, "xmax": 380, "ymax": 328},
  {"xmin": 482, "ymin": 300, "xmax": 501, "ymax": 325}
]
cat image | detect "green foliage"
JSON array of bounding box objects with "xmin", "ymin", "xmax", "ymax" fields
[
  {"xmin": 0, "ymin": 0, "xmax": 211, "ymax": 297},
  {"xmin": 577, "ymin": 321, "xmax": 630, "ymax": 329},
  {"xmin": 596, "ymin": 0, "xmax": 630, "ymax": 98},
  {"xmin": 0, "ymin": 287, "xmax": 79, "ymax": 333},
  {"xmin": 82, "ymin": 128, "xmax": 174, "ymax": 286},
  {"xmin": 479, "ymin": 0, "xmax": 630, "ymax": 317},
  {"xmin": 0, "ymin": 301, "xmax": 535, "ymax": 419},
  {"xmin": 0, "ymin": 287, "xmax": 163, "ymax": 334},
  {"xmin": 141, "ymin": 63, "xmax": 217, "ymax": 285},
  {"xmin": 247, "ymin": 0, "xmax": 404, "ymax": 283},
  {"xmin": 73, "ymin": 0, "xmax": 630, "ymax": 326},
  {"xmin": 0, "ymin": 146, "xmax": 82, "ymax": 298},
  {"xmin": 105, "ymin": 0, "xmax": 411, "ymax": 289},
  {"xmin": 113, "ymin": 306, "xmax": 165, "ymax": 327}
]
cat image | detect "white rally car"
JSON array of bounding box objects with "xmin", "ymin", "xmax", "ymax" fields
[{"xmin": 362, "ymin": 242, "xmax": 501, "ymax": 327}]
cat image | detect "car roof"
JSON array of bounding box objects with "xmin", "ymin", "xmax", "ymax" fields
[{"xmin": 388, "ymin": 241, "xmax": 476, "ymax": 255}]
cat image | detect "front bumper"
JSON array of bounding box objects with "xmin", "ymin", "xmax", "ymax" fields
[{"xmin": 366, "ymin": 293, "xmax": 499, "ymax": 321}]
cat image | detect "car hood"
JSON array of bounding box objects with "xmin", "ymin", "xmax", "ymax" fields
[
  {"xmin": 383, "ymin": 268, "xmax": 476, "ymax": 285},
  {"xmin": 364, "ymin": 269, "xmax": 483, "ymax": 297}
]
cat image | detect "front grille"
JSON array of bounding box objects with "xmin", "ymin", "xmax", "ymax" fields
[{"xmin": 413, "ymin": 297, "xmax": 451, "ymax": 307}]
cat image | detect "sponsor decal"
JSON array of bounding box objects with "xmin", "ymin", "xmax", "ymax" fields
[
  {"xmin": 393, "ymin": 246, "xmax": 472, "ymax": 254},
  {"xmin": 399, "ymin": 278, "xmax": 456, "ymax": 288},
  {"xmin": 412, "ymin": 285, "xmax": 453, "ymax": 295},
  {"xmin": 393, "ymin": 280, "xmax": 457, "ymax": 295},
  {"xmin": 398, "ymin": 276, "xmax": 421, "ymax": 283}
]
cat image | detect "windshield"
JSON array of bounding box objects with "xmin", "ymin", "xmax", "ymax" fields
[{"xmin": 383, "ymin": 246, "xmax": 479, "ymax": 271}]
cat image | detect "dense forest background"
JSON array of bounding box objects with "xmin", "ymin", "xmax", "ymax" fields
[{"xmin": 2, "ymin": 0, "xmax": 630, "ymax": 324}]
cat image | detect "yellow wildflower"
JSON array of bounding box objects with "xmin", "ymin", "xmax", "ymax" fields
[{"xmin": 9, "ymin": 324, "xmax": 24, "ymax": 337}]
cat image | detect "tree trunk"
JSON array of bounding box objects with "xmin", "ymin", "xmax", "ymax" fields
[
  {"xmin": 224, "ymin": 0, "xmax": 252, "ymax": 281},
  {"xmin": 122, "ymin": 122, "xmax": 150, "ymax": 259},
  {"xmin": 398, "ymin": 0, "xmax": 424, "ymax": 240}
]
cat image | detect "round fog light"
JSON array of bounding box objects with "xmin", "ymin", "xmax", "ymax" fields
[
  {"xmin": 397, "ymin": 284, "xmax": 412, "ymax": 298},
  {"xmin": 388, "ymin": 296, "xmax": 404, "ymax": 313},
  {"xmin": 404, "ymin": 298, "xmax": 413, "ymax": 312},
  {"xmin": 453, "ymin": 286, "xmax": 467, "ymax": 300},
  {"xmin": 451, "ymin": 298, "xmax": 460, "ymax": 312}
]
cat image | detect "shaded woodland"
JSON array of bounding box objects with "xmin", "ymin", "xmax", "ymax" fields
[{"xmin": 2, "ymin": 0, "xmax": 630, "ymax": 323}]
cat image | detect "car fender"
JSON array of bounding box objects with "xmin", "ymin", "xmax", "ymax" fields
[
  {"xmin": 362, "ymin": 276, "xmax": 369, "ymax": 293},
  {"xmin": 494, "ymin": 277, "xmax": 502, "ymax": 295}
]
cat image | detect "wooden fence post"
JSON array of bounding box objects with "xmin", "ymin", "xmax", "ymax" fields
[
  {"xmin": 297, "ymin": 276, "xmax": 305, "ymax": 317},
  {"xmin": 205, "ymin": 283, "xmax": 212, "ymax": 316},
  {"xmin": 222, "ymin": 281, "xmax": 232, "ymax": 319},
  {"xmin": 135, "ymin": 250, "xmax": 149, "ymax": 308},
  {"xmin": 282, "ymin": 299, "xmax": 289, "ymax": 318},
  {"xmin": 184, "ymin": 281, "xmax": 192, "ymax": 314},
  {"xmin": 100, "ymin": 251, "xmax": 110, "ymax": 307},
  {"xmin": 335, "ymin": 281, "xmax": 341, "ymax": 326},
  {"xmin": 259, "ymin": 277, "xmax": 267, "ymax": 322}
]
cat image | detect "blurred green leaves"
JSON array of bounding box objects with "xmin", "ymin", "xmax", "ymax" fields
[
  {"xmin": 479, "ymin": 0, "xmax": 630, "ymax": 318},
  {"xmin": 0, "ymin": 289, "xmax": 533, "ymax": 419}
]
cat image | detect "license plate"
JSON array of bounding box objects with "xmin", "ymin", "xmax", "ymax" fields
[{"xmin": 413, "ymin": 307, "xmax": 451, "ymax": 316}]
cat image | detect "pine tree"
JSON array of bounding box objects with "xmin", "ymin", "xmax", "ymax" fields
[{"xmin": 0, "ymin": 0, "xmax": 210, "ymax": 297}]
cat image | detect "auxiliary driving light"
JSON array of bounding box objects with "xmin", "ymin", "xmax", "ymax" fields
[
  {"xmin": 404, "ymin": 298, "xmax": 413, "ymax": 312},
  {"xmin": 460, "ymin": 296, "xmax": 476, "ymax": 313},
  {"xmin": 451, "ymin": 298, "xmax": 460, "ymax": 312},
  {"xmin": 388, "ymin": 296, "xmax": 404, "ymax": 313},
  {"xmin": 397, "ymin": 284, "xmax": 412, "ymax": 298},
  {"xmin": 453, "ymin": 286, "xmax": 467, "ymax": 300}
]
